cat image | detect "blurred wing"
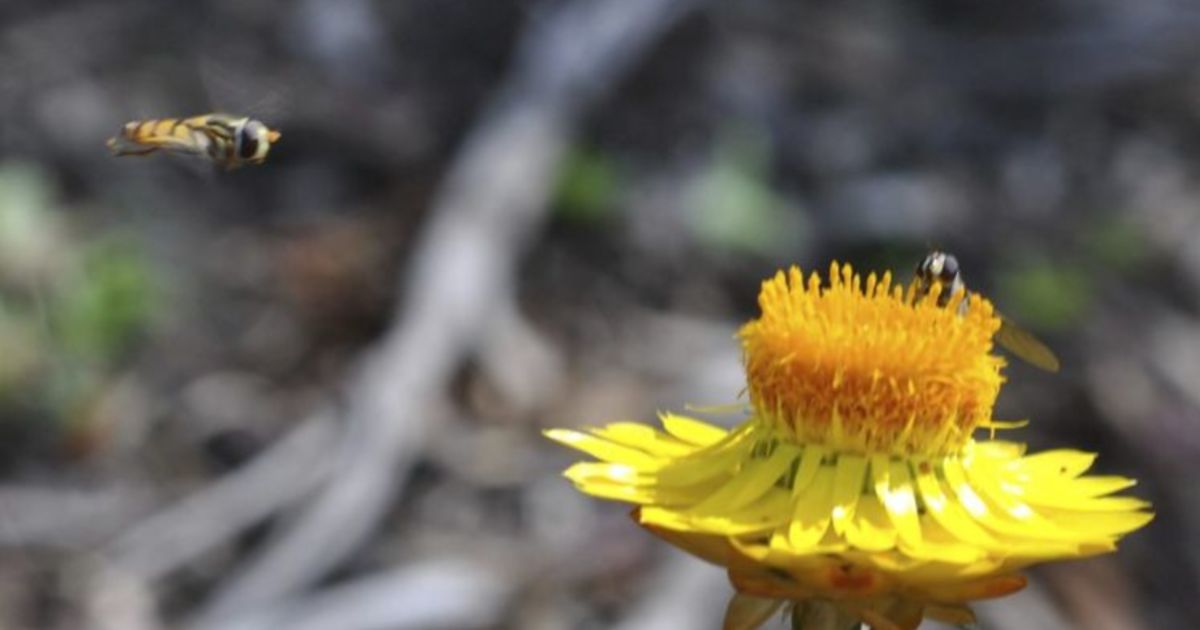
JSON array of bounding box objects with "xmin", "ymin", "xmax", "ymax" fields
[
  {"xmin": 106, "ymin": 135, "xmax": 158, "ymax": 156},
  {"xmin": 723, "ymin": 593, "xmax": 783, "ymax": 630},
  {"xmin": 108, "ymin": 132, "xmax": 223, "ymax": 181},
  {"xmin": 198, "ymin": 55, "xmax": 294, "ymax": 121},
  {"xmin": 996, "ymin": 317, "xmax": 1061, "ymax": 372}
]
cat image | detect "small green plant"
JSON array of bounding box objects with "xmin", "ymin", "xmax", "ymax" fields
[
  {"xmin": 554, "ymin": 146, "xmax": 621, "ymax": 225},
  {"xmin": 688, "ymin": 125, "xmax": 804, "ymax": 257},
  {"xmin": 0, "ymin": 161, "xmax": 157, "ymax": 445}
]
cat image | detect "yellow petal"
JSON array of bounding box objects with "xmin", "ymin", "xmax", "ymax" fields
[
  {"xmin": 591, "ymin": 422, "xmax": 694, "ymax": 457},
  {"xmin": 952, "ymin": 456, "xmax": 1099, "ymax": 544},
  {"xmin": 1022, "ymin": 486, "xmax": 1148, "ymax": 512},
  {"xmin": 913, "ymin": 459, "xmax": 997, "ymax": 548},
  {"xmin": 788, "ymin": 463, "xmax": 835, "ymax": 549},
  {"xmin": 661, "ymin": 412, "xmax": 730, "ymax": 446},
  {"xmin": 1008, "ymin": 449, "xmax": 1096, "ymax": 479},
  {"xmin": 1039, "ymin": 508, "xmax": 1155, "ymax": 536},
  {"xmin": 543, "ymin": 429, "xmax": 661, "ymax": 467},
  {"xmin": 563, "ymin": 462, "xmax": 645, "ymax": 485},
  {"xmin": 947, "ymin": 456, "xmax": 1054, "ymax": 538},
  {"xmin": 638, "ymin": 505, "xmax": 692, "ymax": 530},
  {"xmin": 565, "ymin": 480, "xmax": 655, "ymax": 503},
  {"xmin": 656, "ymin": 430, "xmax": 755, "ymax": 487},
  {"xmin": 872, "ymin": 455, "xmax": 922, "ymax": 547},
  {"xmin": 687, "ymin": 446, "xmax": 796, "ymax": 515},
  {"xmin": 691, "ymin": 487, "xmax": 793, "ymax": 535},
  {"xmin": 637, "ymin": 513, "xmax": 739, "ymax": 567},
  {"xmin": 904, "ymin": 513, "xmax": 987, "ymax": 564},
  {"xmin": 1023, "ymin": 475, "xmax": 1137, "ymax": 500},
  {"xmin": 791, "ymin": 444, "xmax": 824, "ymax": 497},
  {"xmin": 831, "ymin": 454, "xmax": 868, "ymax": 536},
  {"xmin": 844, "ymin": 494, "xmax": 897, "ymax": 551}
]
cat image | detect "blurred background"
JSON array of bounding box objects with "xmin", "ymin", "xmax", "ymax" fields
[{"xmin": 0, "ymin": 0, "xmax": 1196, "ymax": 628}]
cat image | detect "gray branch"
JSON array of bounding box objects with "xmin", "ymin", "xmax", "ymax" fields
[
  {"xmin": 192, "ymin": 560, "xmax": 513, "ymax": 630},
  {"xmin": 105, "ymin": 414, "xmax": 339, "ymax": 580},
  {"xmin": 194, "ymin": 0, "xmax": 713, "ymax": 623}
]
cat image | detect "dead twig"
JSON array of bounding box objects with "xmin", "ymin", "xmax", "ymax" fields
[
  {"xmin": 104, "ymin": 414, "xmax": 338, "ymax": 580},
  {"xmin": 195, "ymin": 0, "xmax": 713, "ymax": 622},
  {"xmin": 77, "ymin": 560, "xmax": 163, "ymax": 630},
  {"xmin": 189, "ymin": 559, "xmax": 512, "ymax": 630},
  {"xmin": 0, "ymin": 484, "xmax": 155, "ymax": 551}
]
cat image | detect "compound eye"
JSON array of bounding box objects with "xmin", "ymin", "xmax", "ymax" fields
[
  {"xmin": 940, "ymin": 254, "xmax": 960, "ymax": 280},
  {"xmin": 237, "ymin": 119, "xmax": 268, "ymax": 159},
  {"xmin": 238, "ymin": 126, "xmax": 260, "ymax": 160}
]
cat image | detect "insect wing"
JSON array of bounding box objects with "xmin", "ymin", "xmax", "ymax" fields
[
  {"xmin": 995, "ymin": 317, "xmax": 1061, "ymax": 372},
  {"xmin": 723, "ymin": 593, "xmax": 783, "ymax": 630},
  {"xmin": 105, "ymin": 134, "xmax": 157, "ymax": 156},
  {"xmin": 198, "ymin": 56, "xmax": 293, "ymax": 123},
  {"xmin": 197, "ymin": 58, "xmax": 291, "ymax": 168}
]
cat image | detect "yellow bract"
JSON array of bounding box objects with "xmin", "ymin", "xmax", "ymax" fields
[{"xmin": 546, "ymin": 262, "xmax": 1152, "ymax": 629}]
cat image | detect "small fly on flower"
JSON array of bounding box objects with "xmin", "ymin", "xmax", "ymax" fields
[
  {"xmin": 914, "ymin": 250, "xmax": 1061, "ymax": 372},
  {"xmin": 106, "ymin": 114, "xmax": 281, "ymax": 170}
]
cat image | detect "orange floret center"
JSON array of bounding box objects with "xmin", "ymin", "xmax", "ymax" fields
[{"xmin": 739, "ymin": 262, "xmax": 1005, "ymax": 456}]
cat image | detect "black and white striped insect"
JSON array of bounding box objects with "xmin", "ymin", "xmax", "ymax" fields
[{"xmin": 915, "ymin": 251, "xmax": 1061, "ymax": 372}]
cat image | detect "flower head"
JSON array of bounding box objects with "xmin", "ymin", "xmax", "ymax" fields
[
  {"xmin": 741, "ymin": 263, "xmax": 1003, "ymax": 456},
  {"xmin": 547, "ymin": 262, "xmax": 1152, "ymax": 629}
]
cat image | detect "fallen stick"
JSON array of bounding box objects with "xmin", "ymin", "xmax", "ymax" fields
[
  {"xmin": 105, "ymin": 414, "xmax": 338, "ymax": 580},
  {"xmin": 190, "ymin": 559, "xmax": 512, "ymax": 630},
  {"xmin": 0, "ymin": 485, "xmax": 155, "ymax": 550},
  {"xmin": 196, "ymin": 0, "xmax": 712, "ymax": 622}
]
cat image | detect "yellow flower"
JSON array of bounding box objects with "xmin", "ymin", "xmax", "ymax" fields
[{"xmin": 546, "ymin": 262, "xmax": 1152, "ymax": 630}]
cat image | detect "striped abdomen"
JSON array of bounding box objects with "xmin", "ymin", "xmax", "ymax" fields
[{"xmin": 106, "ymin": 114, "xmax": 280, "ymax": 169}]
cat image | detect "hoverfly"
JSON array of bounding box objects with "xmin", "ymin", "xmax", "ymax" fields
[
  {"xmin": 106, "ymin": 113, "xmax": 281, "ymax": 170},
  {"xmin": 915, "ymin": 251, "xmax": 1061, "ymax": 372}
]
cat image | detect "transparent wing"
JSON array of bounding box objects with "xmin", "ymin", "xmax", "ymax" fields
[
  {"xmin": 106, "ymin": 134, "xmax": 159, "ymax": 156},
  {"xmin": 723, "ymin": 593, "xmax": 783, "ymax": 630},
  {"xmin": 996, "ymin": 317, "xmax": 1061, "ymax": 372},
  {"xmin": 198, "ymin": 55, "xmax": 294, "ymax": 121}
]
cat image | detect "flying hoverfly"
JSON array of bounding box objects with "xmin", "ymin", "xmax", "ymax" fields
[
  {"xmin": 106, "ymin": 113, "xmax": 281, "ymax": 170},
  {"xmin": 915, "ymin": 251, "xmax": 1061, "ymax": 372}
]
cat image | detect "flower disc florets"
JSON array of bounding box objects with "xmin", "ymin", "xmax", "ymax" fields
[{"xmin": 739, "ymin": 262, "xmax": 1004, "ymax": 456}]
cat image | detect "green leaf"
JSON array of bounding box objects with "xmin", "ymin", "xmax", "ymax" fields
[{"xmin": 688, "ymin": 126, "xmax": 804, "ymax": 256}]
